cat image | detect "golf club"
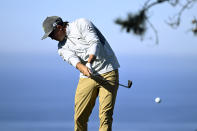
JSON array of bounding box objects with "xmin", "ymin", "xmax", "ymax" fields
[
  {"xmin": 66, "ymin": 38, "xmax": 133, "ymax": 88},
  {"xmin": 91, "ymin": 75, "xmax": 132, "ymax": 88}
]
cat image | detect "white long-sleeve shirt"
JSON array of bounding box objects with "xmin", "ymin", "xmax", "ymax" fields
[{"xmin": 58, "ymin": 18, "xmax": 120, "ymax": 78}]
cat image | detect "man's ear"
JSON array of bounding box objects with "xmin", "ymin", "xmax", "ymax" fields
[
  {"xmin": 56, "ymin": 25, "xmax": 65, "ymax": 32},
  {"xmin": 56, "ymin": 25, "xmax": 63, "ymax": 30}
]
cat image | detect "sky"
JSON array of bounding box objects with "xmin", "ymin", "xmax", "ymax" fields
[
  {"xmin": 0, "ymin": 0, "xmax": 196, "ymax": 56},
  {"xmin": 0, "ymin": 0, "xmax": 196, "ymax": 72},
  {"xmin": 0, "ymin": 0, "xmax": 197, "ymax": 131}
]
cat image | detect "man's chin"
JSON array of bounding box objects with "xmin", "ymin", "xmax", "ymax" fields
[
  {"xmin": 59, "ymin": 35, "xmax": 66, "ymax": 42},
  {"xmin": 55, "ymin": 38, "xmax": 64, "ymax": 42},
  {"xmin": 59, "ymin": 38, "xmax": 65, "ymax": 42}
]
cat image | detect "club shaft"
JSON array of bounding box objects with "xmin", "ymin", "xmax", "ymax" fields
[
  {"xmin": 105, "ymin": 79, "xmax": 129, "ymax": 88},
  {"xmin": 92, "ymin": 75, "xmax": 129, "ymax": 88}
]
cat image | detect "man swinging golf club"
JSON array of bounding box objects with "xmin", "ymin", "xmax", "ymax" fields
[{"xmin": 41, "ymin": 16, "xmax": 120, "ymax": 131}]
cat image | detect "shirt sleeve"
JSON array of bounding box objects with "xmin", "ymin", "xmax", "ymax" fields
[
  {"xmin": 76, "ymin": 18, "xmax": 101, "ymax": 56},
  {"xmin": 58, "ymin": 47, "xmax": 80, "ymax": 68}
]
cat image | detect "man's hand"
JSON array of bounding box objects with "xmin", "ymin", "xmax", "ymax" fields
[
  {"xmin": 76, "ymin": 62, "xmax": 92, "ymax": 77},
  {"xmin": 86, "ymin": 63, "xmax": 93, "ymax": 74}
]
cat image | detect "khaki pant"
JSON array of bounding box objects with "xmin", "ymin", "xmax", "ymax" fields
[{"xmin": 74, "ymin": 69, "xmax": 119, "ymax": 131}]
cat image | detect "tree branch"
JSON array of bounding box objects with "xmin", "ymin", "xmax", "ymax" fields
[
  {"xmin": 167, "ymin": 0, "xmax": 197, "ymax": 28},
  {"xmin": 144, "ymin": 0, "xmax": 169, "ymax": 11},
  {"xmin": 115, "ymin": 0, "xmax": 197, "ymax": 44},
  {"xmin": 147, "ymin": 18, "xmax": 159, "ymax": 44}
]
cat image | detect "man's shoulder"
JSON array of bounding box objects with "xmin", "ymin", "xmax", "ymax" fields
[
  {"xmin": 74, "ymin": 18, "xmax": 91, "ymax": 23},
  {"xmin": 69, "ymin": 18, "xmax": 93, "ymax": 33},
  {"xmin": 71, "ymin": 18, "xmax": 92, "ymax": 27}
]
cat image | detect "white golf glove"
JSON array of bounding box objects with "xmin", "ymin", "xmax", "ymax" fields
[{"xmin": 86, "ymin": 62, "xmax": 93, "ymax": 75}]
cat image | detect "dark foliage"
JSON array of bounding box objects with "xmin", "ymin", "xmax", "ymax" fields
[
  {"xmin": 115, "ymin": 0, "xmax": 197, "ymax": 44},
  {"xmin": 115, "ymin": 10, "xmax": 147, "ymax": 36}
]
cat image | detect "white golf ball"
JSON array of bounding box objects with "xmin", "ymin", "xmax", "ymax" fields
[{"xmin": 155, "ymin": 97, "xmax": 161, "ymax": 103}]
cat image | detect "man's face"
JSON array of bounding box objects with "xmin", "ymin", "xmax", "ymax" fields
[{"xmin": 49, "ymin": 25, "xmax": 66, "ymax": 42}]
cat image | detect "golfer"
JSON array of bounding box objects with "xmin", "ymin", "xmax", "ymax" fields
[{"xmin": 41, "ymin": 16, "xmax": 120, "ymax": 131}]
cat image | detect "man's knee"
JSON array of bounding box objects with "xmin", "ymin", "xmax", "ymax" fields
[
  {"xmin": 74, "ymin": 113, "xmax": 88, "ymax": 123},
  {"xmin": 99, "ymin": 110, "xmax": 113, "ymax": 123}
]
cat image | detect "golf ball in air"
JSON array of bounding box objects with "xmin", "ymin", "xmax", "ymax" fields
[{"xmin": 155, "ymin": 97, "xmax": 161, "ymax": 103}]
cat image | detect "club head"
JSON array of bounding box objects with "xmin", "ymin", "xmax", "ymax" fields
[{"xmin": 128, "ymin": 80, "xmax": 132, "ymax": 88}]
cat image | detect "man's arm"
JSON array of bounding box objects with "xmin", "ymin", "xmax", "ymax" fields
[
  {"xmin": 76, "ymin": 18, "xmax": 103, "ymax": 76},
  {"xmin": 87, "ymin": 54, "xmax": 96, "ymax": 64},
  {"xmin": 77, "ymin": 19, "xmax": 101, "ymax": 61},
  {"xmin": 76, "ymin": 55, "xmax": 95, "ymax": 78},
  {"xmin": 76, "ymin": 62, "xmax": 92, "ymax": 77}
]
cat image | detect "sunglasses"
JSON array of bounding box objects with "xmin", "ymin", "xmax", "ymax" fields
[
  {"xmin": 49, "ymin": 28, "xmax": 56, "ymax": 38},
  {"xmin": 49, "ymin": 18, "xmax": 63, "ymax": 38}
]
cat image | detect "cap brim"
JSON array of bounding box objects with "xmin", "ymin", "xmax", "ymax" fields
[{"xmin": 41, "ymin": 31, "xmax": 52, "ymax": 40}]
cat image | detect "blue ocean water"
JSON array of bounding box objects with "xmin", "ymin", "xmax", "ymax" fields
[{"xmin": 0, "ymin": 54, "xmax": 197, "ymax": 131}]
